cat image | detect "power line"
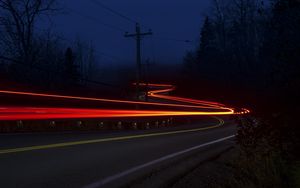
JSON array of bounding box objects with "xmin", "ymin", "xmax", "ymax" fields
[
  {"xmin": 88, "ymin": 0, "xmax": 137, "ymax": 24},
  {"xmin": 59, "ymin": 37, "xmax": 122, "ymax": 62},
  {"xmin": 86, "ymin": 0, "xmax": 187, "ymax": 41},
  {"xmin": 154, "ymin": 36, "xmax": 196, "ymax": 44},
  {"xmin": 88, "ymin": 0, "xmax": 153, "ymax": 33},
  {"xmin": 67, "ymin": 8, "xmax": 126, "ymax": 32},
  {"xmin": 86, "ymin": 1, "xmax": 154, "ymax": 99}
]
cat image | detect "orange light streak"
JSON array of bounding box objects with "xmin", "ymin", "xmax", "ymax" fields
[
  {"xmin": 0, "ymin": 83, "xmax": 249, "ymax": 120},
  {"xmin": 0, "ymin": 107, "xmax": 234, "ymax": 121}
]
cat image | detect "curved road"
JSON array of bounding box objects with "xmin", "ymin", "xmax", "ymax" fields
[
  {"xmin": 0, "ymin": 116, "xmax": 236, "ymax": 188},
  {"xmin": 0, "ymin": 84, "xmax": 245, "ymax": 187}
]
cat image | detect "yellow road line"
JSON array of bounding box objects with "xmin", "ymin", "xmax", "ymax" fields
[{"xmin": 0, "ymin": 117, "xmax": 224, "ymax": 155}]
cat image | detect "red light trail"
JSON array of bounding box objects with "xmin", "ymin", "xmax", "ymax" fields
[{"xmin": 0, "ymin": 84, "xmax": 249, "ymax": 120}]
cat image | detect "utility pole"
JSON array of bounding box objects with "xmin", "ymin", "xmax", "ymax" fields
[{"xmin": 125, "ymin": 23, "xmax": 152, "ymax": 100}]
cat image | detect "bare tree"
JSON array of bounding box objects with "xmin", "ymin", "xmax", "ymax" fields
[
  {"xmin": 73, "ymin": 39, "xmax": 98, "ymax": 85},
  {"xmin": 0, "ymin": 0, "xmax": 58, "ymax": 65}
]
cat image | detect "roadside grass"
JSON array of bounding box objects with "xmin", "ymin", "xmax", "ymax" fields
[
  {"xmin": 170, "ymin": 114, "xmax": 299, "ymax": 188},
  {"xmin": 204, "ymin": 116, "xmax": 296, "ymax": 188},
  {"xmin": 195, "ymin": 146, "xmax": 291, "ymax": 188}
]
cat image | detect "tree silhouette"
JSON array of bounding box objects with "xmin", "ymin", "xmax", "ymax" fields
[
  {"xmin": 198, "ymin": 17, "xmax": 217, "ymax": 60},
  {"xmin": 64, "ymin": 47, "xmax": 79, "ymax": 86},
  {"xmin": 0, "ymin": 0, "xmax": 58, "ymax": 65}
]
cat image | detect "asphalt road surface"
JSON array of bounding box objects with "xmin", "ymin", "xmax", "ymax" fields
[{"xmin": 0, "ymin": 117, "xmax": 236, "ymax": 188}]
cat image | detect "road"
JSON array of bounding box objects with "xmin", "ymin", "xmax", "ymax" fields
[{"xmin": 0, "ymin": 117, "xmax": 236, "ymax": 188}]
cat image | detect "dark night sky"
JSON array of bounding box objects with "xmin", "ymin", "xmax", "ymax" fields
[{"xmin": 41, "ymin": 0, "xmax": 211, "ymax": 67}]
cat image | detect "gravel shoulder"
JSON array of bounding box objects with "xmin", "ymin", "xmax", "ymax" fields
[{"xmin": 125, "ymin": 139, "xmax": 237, "ymax": 188}]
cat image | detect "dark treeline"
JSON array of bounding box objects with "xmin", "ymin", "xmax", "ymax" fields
[
  {"xmin": 0, "ymin": 0, "xmax": 125, "ymax": 97},
  {"xmin": 181, "ymin": 0, "xmax": 300, "ymax": 109},
  {"xmin": 180, "ymin": 0, "xmax": 300, "ymax": 186}
]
